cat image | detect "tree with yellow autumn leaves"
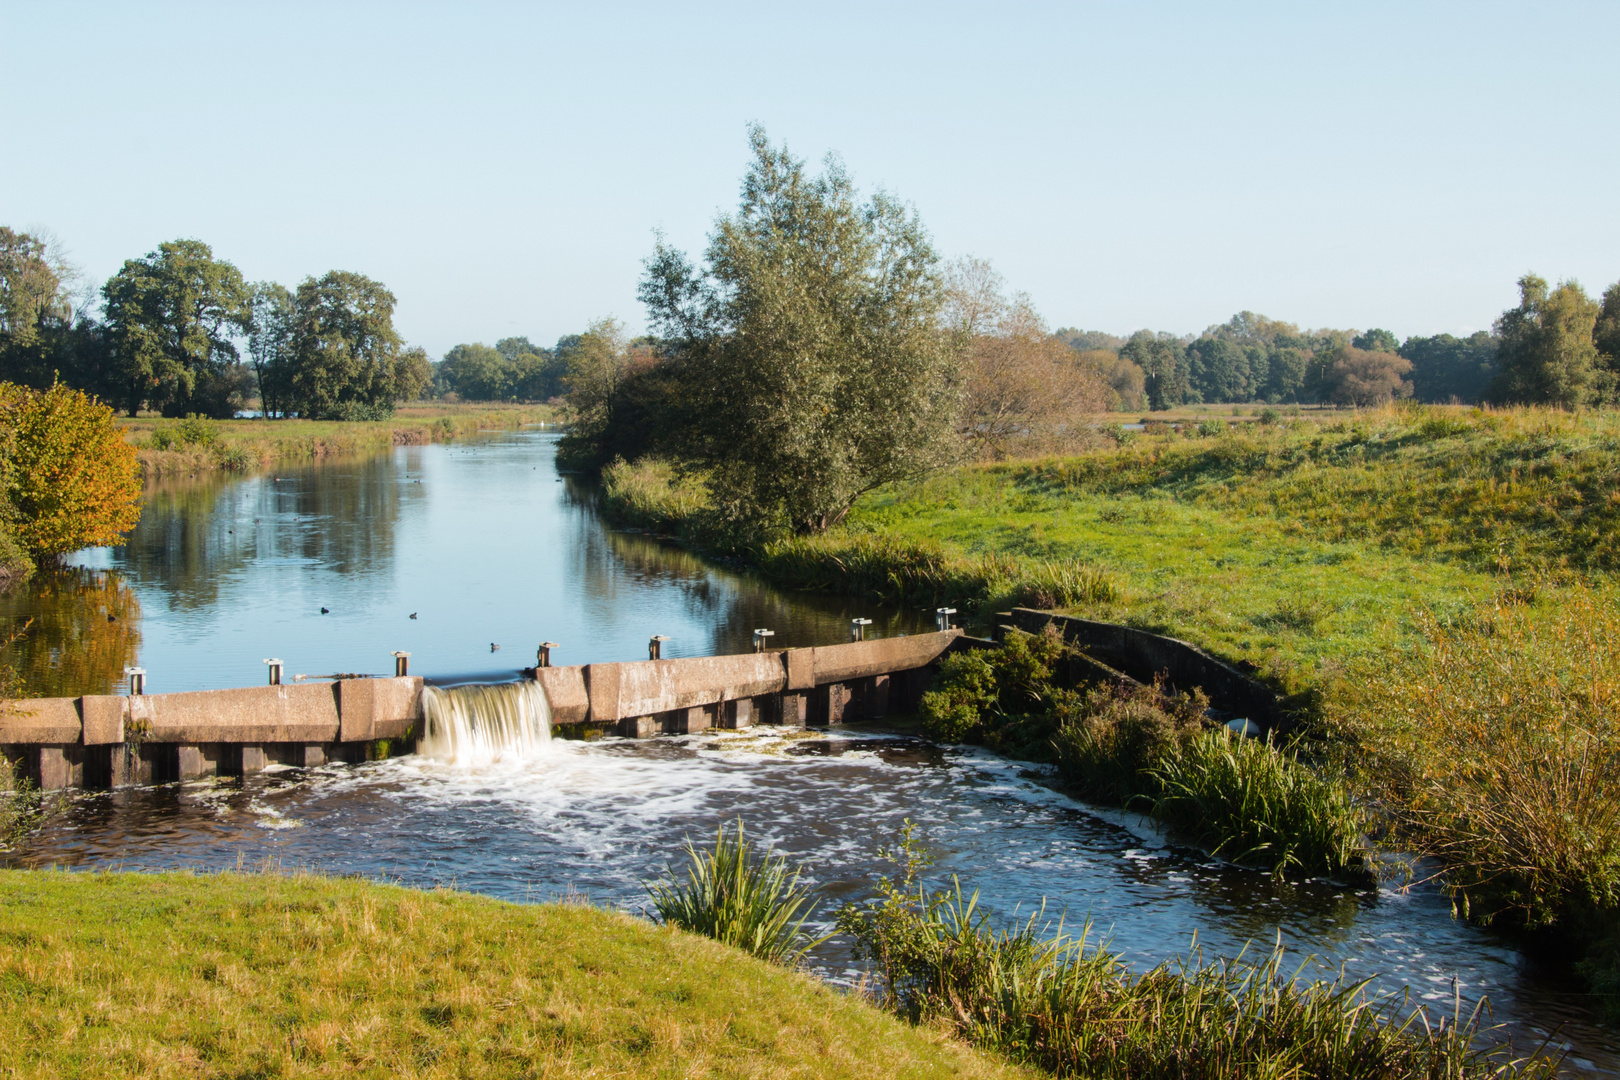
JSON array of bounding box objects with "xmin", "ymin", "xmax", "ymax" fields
[{"xmin": 0, "ymin": 381, "xmax": 141, "ymax": 581}]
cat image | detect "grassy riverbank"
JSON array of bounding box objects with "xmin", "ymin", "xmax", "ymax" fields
[
  {"xmin": 605, "ymin": 405, "xmax": 1616, "ymax": 693},
  {"xmin": 123, "ymin": 403, "xmax": 556, "ymax": 480},
  {"xmin": 598, "ymin": 404, "xmax": 1620, "ymax": 1013},
  {"xmin": 0, "ymin": 869, "xmax": 1027, "ymax": 1079}
]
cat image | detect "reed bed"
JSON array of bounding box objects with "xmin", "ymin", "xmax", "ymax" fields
[
  {"xmin": 646, "ymin": 819, "xmax": 827, "ymax": 966},
  {"xmin": 838, "ymin": 830, "xmax": 1554, "ymax": 1079},
  {"xmin": 1150, "ymin": 730, "xmax": 1368, "ymax": 878},
  {"xmin": 920, "ymin": 631, "xmax": 1370, "ymax": 879},
  {"xmin": 599, "ymin": 455, "xmax": 712, "ymax": 530}
]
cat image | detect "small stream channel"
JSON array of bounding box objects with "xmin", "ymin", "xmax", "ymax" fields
[{"xmin": 2, "ymin": 428, "xmax": 1615, "ymax": 1071}]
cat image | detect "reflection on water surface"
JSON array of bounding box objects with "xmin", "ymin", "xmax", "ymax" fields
[{"xmin": 18, "ymin": 430, "xmax": 924, "ymax": 694}]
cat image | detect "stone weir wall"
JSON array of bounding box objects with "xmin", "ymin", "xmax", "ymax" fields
[
  {"xmin": 0, "ymin": 630, "xmax": 967, "ymax": 791},
  {"xmin": 0, "ymin": 676, "xmax": 425, "ymax": 792}
]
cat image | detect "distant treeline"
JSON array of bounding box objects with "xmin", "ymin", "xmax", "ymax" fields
[
  {"xmin": 0, "ymin": 228, "xmax": 429, "ymax": 419},
  {"xmin": 1061, "ymin": 319, "xmax": 1498, "ymax": 411},
  {"xmin": 1057, "ymin": 272, "xmax": 1620, "ymax": 411},
  {"xmin": 8, "ymin": 224, "xmax": 1616, "ymax": 419}
]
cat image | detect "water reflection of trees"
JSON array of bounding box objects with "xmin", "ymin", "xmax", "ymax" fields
[
  {"xmin": 560, "ymin": 472, "xmax": 927, "ymax": 653},
  {"xmin": 587, "ymin": 527, "xmax": 928, "ymax": 654},
  {"xmin": 0, "ymin": 568, "xmax": 140, "ymax": 697},
  {"xmin": 115, "ymin": 455, "xmax": 413, "ymax": 610}
]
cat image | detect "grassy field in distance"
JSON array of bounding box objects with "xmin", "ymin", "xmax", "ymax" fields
[{"xmin": 119, "ymin": 402, "xmax": 557, "ymax": 479}]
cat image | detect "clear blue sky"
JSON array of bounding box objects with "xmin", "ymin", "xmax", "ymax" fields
[{"xmin": 3, "ymin": 2, "xmax": 1615, "ymax": 355}]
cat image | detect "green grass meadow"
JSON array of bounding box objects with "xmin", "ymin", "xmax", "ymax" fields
[{"xmin": 0, "ymin": 869, "xmax": 1027, "ymax": 1080}]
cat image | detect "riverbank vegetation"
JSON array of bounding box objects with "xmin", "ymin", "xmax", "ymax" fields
[
  {"xmin": 919, "ymin": 629, "xmax": 1368, "ymax": 880},
  {"xmin": 830, "ymin": 830, "xmax": 1553, "ymax": 1079},
  {"xmin": 599, "ymin": 404, "xmax": 1620, "ymax": 1009},
  {"xmin": 124, "ymin": 402, "xmax": 552, "ymax": 479},
  {"xmin": 0, "ymin": 869, "xmax": 1028, "ymax": 1079}
]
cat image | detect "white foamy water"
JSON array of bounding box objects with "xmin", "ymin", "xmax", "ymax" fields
[
  {"xmin": 11, "ymin": 728, "xmax": 1616, "ymax": 1072},
  {"xmin": 419, "ymin": 681, "xmax": 552, "ymax": 766}
]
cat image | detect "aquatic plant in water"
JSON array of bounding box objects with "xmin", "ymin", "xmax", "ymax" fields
[{"xmin": 646, "ymin": 819, "xmax": 827, "ymax": 966}]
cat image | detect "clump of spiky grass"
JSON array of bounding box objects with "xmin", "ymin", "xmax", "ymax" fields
[
  {"xmin": 839, "ymin": 825, "xmax": 1557, "ymax": 1079},
  {"xmin": 1150, "ymin": 730, "xmax": 1368, "ymax": 878},
  {"xmin": 646, "ymin": 819, "xmax": 827, "ymax": 966}
]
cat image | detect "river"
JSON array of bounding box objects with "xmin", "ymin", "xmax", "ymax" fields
[{"xmin": 2, "ymin": 427, "xmax": 1614, "ymax": 1072}]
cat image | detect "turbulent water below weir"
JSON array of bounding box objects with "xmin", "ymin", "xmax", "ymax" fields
[{"xmin": 8, "ymin": 723, "xmax": 1616, "ymax": 1073}]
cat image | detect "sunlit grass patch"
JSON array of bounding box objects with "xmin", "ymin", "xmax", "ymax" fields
[{"xmin": 0, "ymin": 869, "xmax": 1030, "ymax": 1079}]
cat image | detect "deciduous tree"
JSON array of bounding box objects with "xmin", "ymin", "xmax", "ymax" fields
[
  {"xmin": 247, "ymin": 282, "xmax": 297, "ymax": 417},
  {"xmin": 1490, "ymin": 275, "xmax": 1606, "ymax": 408},
  {"xmin": 102, "ymin": 239, "xmax": 250, "ymax": 417},
  {"xmin": 0, "ymin": 381, "xmax": 141, "ymax": 560},
  {"xmin": 1120, "ymin": 331, "xmax": 1189, "ymax": 411},
  {"xmin": 285, "ymin": 271, "xmax": 405, "ymax": 419},
  {"xmin": 1400, "ymin": 331, "xmax": 1496, "ymax": 403},
  {"xmin": 638, "ymin": 127, "xmax": 959, "ymax": 535},
  {"xmin": 956, "ymin": 284, "xmax": 1110, "ymax": 459},
  {"xmin": 1319, "ymin": 345, "xmax": 1413, "ymax": 406}
]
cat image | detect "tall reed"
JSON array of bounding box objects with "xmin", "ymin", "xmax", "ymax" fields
[
  {"xmin": 1338, "ymin": 582, "xmax": 1620, "ymax": 930},
  {"xmin": 646, "ymin": 819, "xmax": 826, "ymax": 966},
  {"xmin": 1150, "ymin": 730, "xmax": 1368, "ymax": 878}
]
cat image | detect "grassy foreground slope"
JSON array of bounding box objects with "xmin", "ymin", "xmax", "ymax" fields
[{"xmin": 0, "ymin": 870, "xmax": 1027, "ymax": 1080}]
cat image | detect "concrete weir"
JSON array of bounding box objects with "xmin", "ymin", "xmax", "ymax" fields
[{"xmin": 0, "ymin": 630, "xmax": 965, "ymax": 790}]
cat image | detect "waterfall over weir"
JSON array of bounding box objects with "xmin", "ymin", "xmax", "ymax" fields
[{"xmin": 419, "ymin": 681, "xmax": 552, "ymax": 766}]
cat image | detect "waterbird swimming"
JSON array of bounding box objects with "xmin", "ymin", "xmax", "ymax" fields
[
  {"xmin": 490, "ymin": 643, "xmax": 500, "ymax": 652},
  {"xmin": 320, "ymin": 607, "xmax": 330, "ymax": 614}
]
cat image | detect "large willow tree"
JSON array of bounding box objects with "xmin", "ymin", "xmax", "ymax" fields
[{"xmin": 639, "ymin": 127, "xmax": 959, "ymax": 536}]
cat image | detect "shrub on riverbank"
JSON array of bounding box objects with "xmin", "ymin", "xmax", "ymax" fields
[
  {"xmin": 1336, "ymin": 580, "xmax": 1620, "ymax": 1011},
  {"xmin": 125, "ymin": 403, "xmax": 552, "ymax": 479},
  {"xmin": 923, "ymin": 630, "xmax": 1369, "ymax": 878},
  {"xmin": 837, "ymin": 830, "xmax": 1553, "ymax": 1079},
  {"xmin": 0, "ymin": 869, "xmax": 1027, "ymax": 1079}
]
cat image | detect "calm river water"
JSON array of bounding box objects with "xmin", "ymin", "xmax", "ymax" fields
[{"xmin": 2, "ymin": 428, "xmax": 1614, "ymax": 1072}]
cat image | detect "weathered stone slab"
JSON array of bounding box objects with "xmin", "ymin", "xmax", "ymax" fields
[
  {"xmin": 338, "ymin": 676, "xmax": 423, "ymax": 741},
  {"xmin": 586, "ymin": 654, "xmax": 786, "ymax": 723},
  {"xmin": 784, "ymin": 649, "xmax": 814, "ymax": 691},
  {"xmin": 0, "ymin": 697, "xmax": 81, "ymax": 744},
  {"xmin": 129, "ymin": 683, "xmax": 340, "ymax": 744},
  {"xmin": 535, "ymin": 667, "xmax": 588, "ymax": 724},
  {"xmin": 80, "ymin": 695, "xmax": 125, "ymax": 745},
  {"xmin": 811, "ymin": 632, "xmax": 960, "ymax": 686}
]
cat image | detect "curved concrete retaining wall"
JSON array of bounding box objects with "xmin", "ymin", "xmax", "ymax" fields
[{"xmin": 999, "ymin": 608, "xmax": 1284, "ymax": 728}]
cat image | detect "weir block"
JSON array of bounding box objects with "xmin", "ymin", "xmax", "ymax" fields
[{"xmin": 0, "ymin": 630, "xmax": 968, "ymax": 788}]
